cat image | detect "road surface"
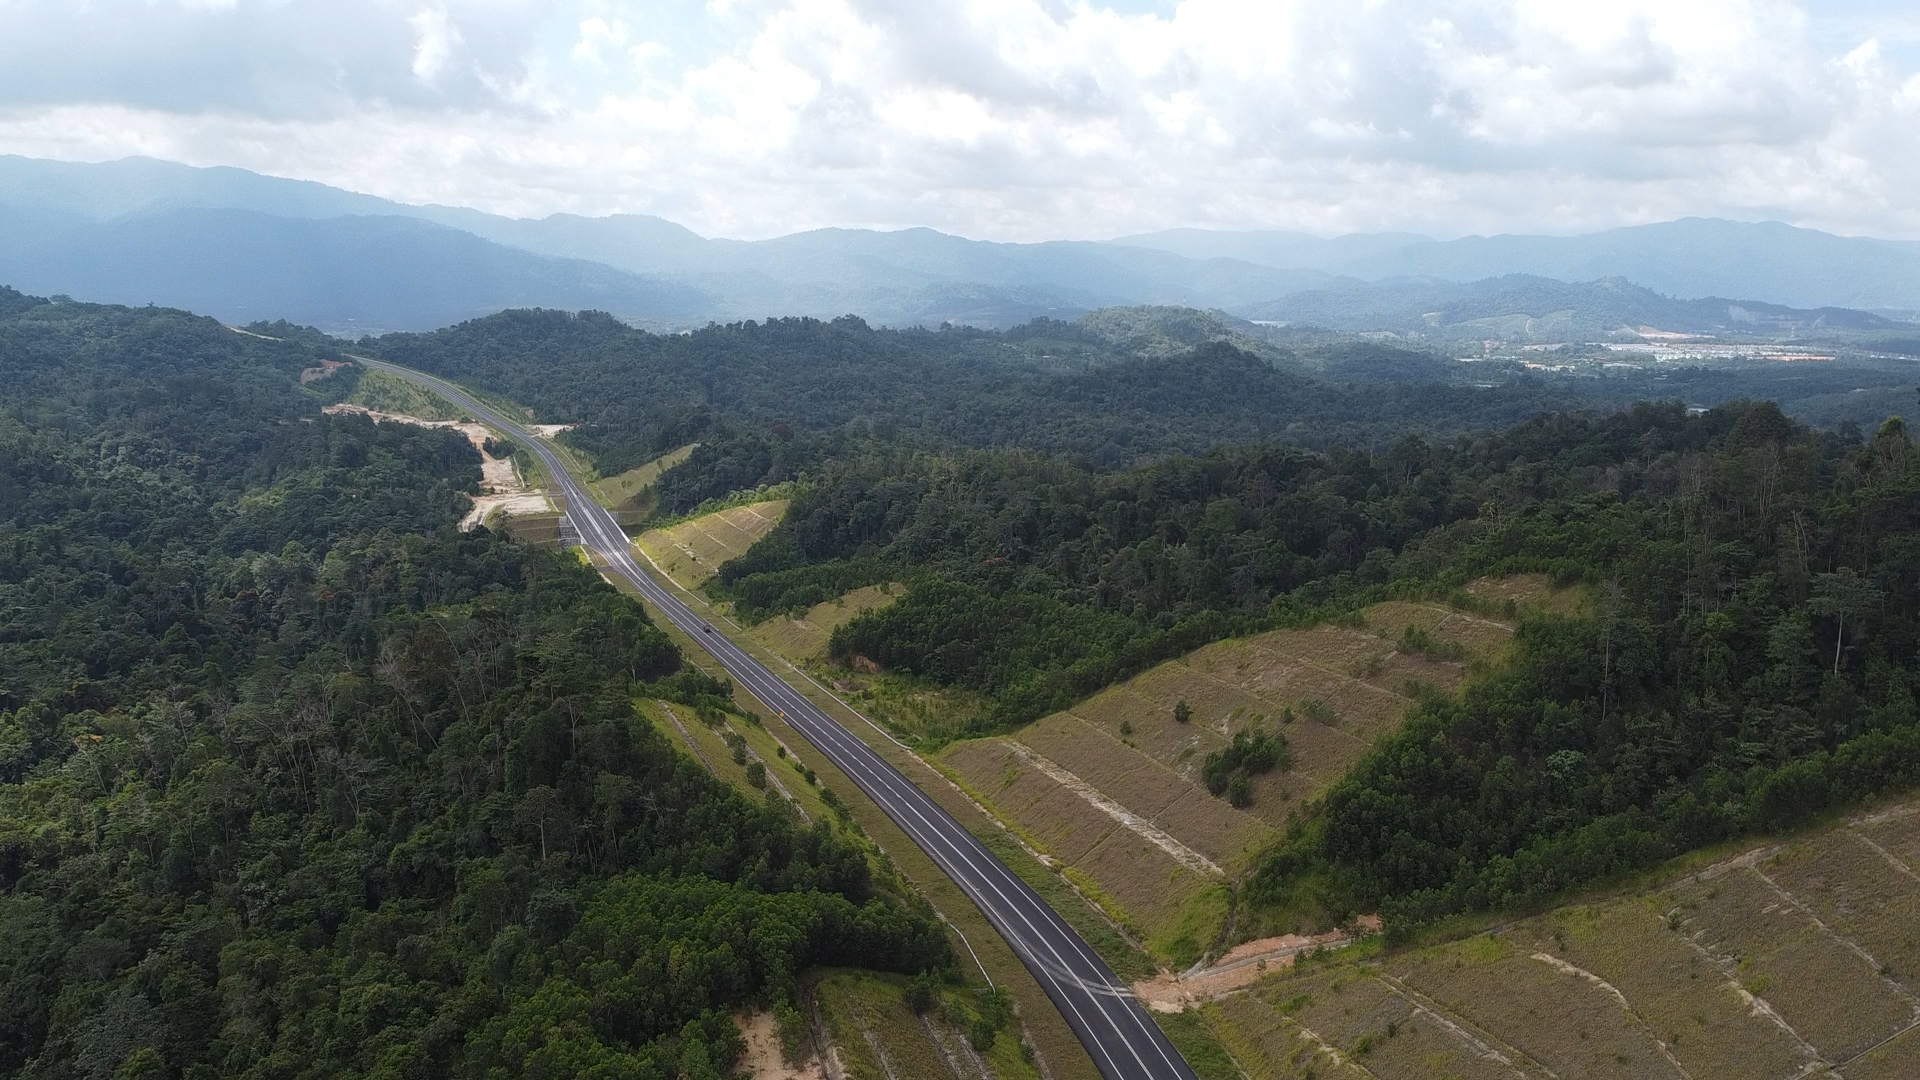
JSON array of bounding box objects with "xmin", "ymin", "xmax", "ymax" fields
[{"xmin": 360, "ymin": 357, "xmax": 1199, "ymax": 1080}]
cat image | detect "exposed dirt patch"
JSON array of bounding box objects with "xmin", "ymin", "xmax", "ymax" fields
[
  {"xmin": 322, "ymin": 404, "xmax": 548, "ymax": 529},
  {"xmin": 299, "ymin": 358, "xmax": 349, "ymax": 383},
  {"xmin": 738, "ymin": 1010, "xmax": 827, "ymax": 1080},
  {"xmin": 1133, "ymin": 928, "xmax": 1359, "ymax": 1010}
]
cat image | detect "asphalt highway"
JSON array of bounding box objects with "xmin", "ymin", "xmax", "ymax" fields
[
  {"xmin": 361, "ymin": 358, "xmax": 1199, "ymax": 1080},
  {"xmin": 360, "ymin": 359, "xmax": 1190, "ymax": 1076}
]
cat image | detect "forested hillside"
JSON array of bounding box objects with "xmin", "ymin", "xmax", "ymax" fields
[
  {"xmin": 705, "ymin": 394, "xmax": 1920, "ymax": 934},
  {"xmin": 6, "ymin": 281, "xmax": 1920, "ymax": 1077},
  {"xmin": 370, "ymin": 309, "xmax": 1594, "ymax": 474},
  {"xmin": 364, "ymin": 301, "xmax": 1920, "ymax": 938},
  {"xmin": 374, "ymin": 307, "xmax": 1920, "ymax": 498},
  {"xmin": 0, "ymin": 291, "xmax": 945, "ymax": 1079},
  {"xmin": 1266, "ymin": 405, "xmax": 1920, "ymax": 932}
]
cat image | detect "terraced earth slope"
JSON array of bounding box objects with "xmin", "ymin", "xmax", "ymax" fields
[
  {"xmin": 935, "ymin": 589, "xmax": 1538, "ymax": 967},
  {"xmin": 634, "ymin": 499, "xmax": 790, "ymax": 591},
  {"xmin": 591, "ymin": 442, "xmax": 697, "ymax": 531},
  {"xmin": 749, "ymin": 584, "xmax": 904, "ymax": 662},
  {"xmin": 1192, "ymin": 799, "xmax": 1920, "ymax": 1080}
]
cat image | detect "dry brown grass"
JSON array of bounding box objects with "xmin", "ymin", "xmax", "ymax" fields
[
  {"xmin": 635, "ymin": 499, "xmax": 789, "ymax": 590},
  {"xmin": 1391, "ymin": 937, "xmax": 1686, "ymax": 1079},
  {"xmin": 1527, "ymin": 898, "xmax": 1813, "ymax": 1080},
  {"xmin": 1855, "ymin": 807, "xmax": 1920, "ymax": 879},
  {"xmin": 1014, "ymin": 715, "xmax": 1278, "ymax": 872},
  {"xmin": 750, "ymin": 585, "xmax": 903, "ymax": 662},
  {"xmin": 1204, "ymin": 986, "xmax": 1381, "ymax": 1080},
  {"xmin": 939, "ymin": 737, "xmax": 1211, "ymax": 944},
  {"xmin": 1463, "ymin": 573, "xmax": 1586, "ymax": 616},
  {"xmin": 1061, "ymin": 616, "xmax": 1496, "ymax": 829},
  {"xmin": 591, "ymin": 443, "xmax": 696, "ymax": 528},
  {"xmin": 1667, "ymin": 866, "xmax": 1916, "ymax": 1063},
  {"xmin": 1208, "ymin": 968, "xmax": 1524, "ymax": 1080},
  {"xmin": 930, "ymin": 595, "xmax": 1515, "ymax": 966},
  {"xmin": 1765, "ymin": 833, "xmax": 1920, "ymax": 996},
  {"xmin": 1359, "ymin": 600, "xmax": 1517, "ymax": 661},
  {"xmin": 1843, "ymin": 1023, "xmax": 1920, "ymax": 1080},
  {"xmin": 1182, "ymin": 799, "xmax": 1920, "ymax": 1080}
]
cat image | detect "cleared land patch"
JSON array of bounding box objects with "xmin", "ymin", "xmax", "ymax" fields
[
  {"xmin": 751, "ymin": 585, "xmax": 904, "ymax": 663},
  {"xmin": 590, "ymin": 443, "xmax": 696, "ymax": 530},
  {"xmin": 935, "ymin": 594, "xmax": 1515, "ymax": 966},
  {"xmin": 1014, "ymin": 715, "xmax": 1278, "ymax": 872},
  {"xmin": 1208, "ymin": 971, "xmax": 1507, "ymax": 1080},
  {"xmin": 1059, "ymin": 607, "xmax": 1506, "ymax": 827},
  {"xmin": 739, "ymin": 1009, "xmax": 828, "ymax": 1080},
  {"xmin": 1197, "ymin": 798, "xmax": 1920, "ymax": 1080},
  {"xmin": 321, "ymin": 402, "xmax": 551, "ymax": 531},
  {"xmin": 939, "ymin": 736, "xmax": 1211, "ymax": 944},
  {"xmin": 344, "ymin": 367, "xmax": 469, "ymax": 420},
  {"xmin": 1461, "ymin": 572, "xmax": 1586, "ymax": 617},
  {"xmin": 1669, "ymin": 862, "xmax": 1918, "ymax": 1064},
  {"xmin": 635, "ymin": 499, "xmax": 790, "ymax": 591}
]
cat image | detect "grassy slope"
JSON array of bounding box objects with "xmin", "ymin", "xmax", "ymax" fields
[
  {"xmin": 635, "ymin": 499, "xmax": 791, "ymax": 591},
  {"xmin": 1202, "ymin": 798, "xmax": 1920, "ymax": 1080},
  {"xmin": 748, "ymin": 584, "xmax": 905, "ymax": 662},
  {"xmin": 590, "ymin": 443, "xmax": 698, "ymax": 530},
  {"xmin": 812, "ymin": 970, "xmax": 1043, "ymax": 1080},
  {"xmin": 930, "ymin": 587, "xmax": 1548, "ymax": 969},
  {"xmin": 346, "ymin": 367, "xmax": 470, "ymax": 420}
]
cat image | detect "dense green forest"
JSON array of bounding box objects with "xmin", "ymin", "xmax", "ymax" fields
[
  {"xmin": 369, "ymin": 302, "xmax": 1920, "ymax": 934},
  {"xmin": 7, "ymin": 279, "xmax": 1920, "ymax": 1080},
  {"xmin": 371, "ymin": 309, "xmax": 1605, "ymax": 475},
  {"xmin": 1260, "ymin": 405, "xmax": 1920, "ymax": 933},
  {"xmin": 0, "ymin": 291, "xmax": 945, "ymax": 1079},
  {"xmin": 707, "ymin": 395, "xmax": 1920, "ymax": 931},
  {"xmin": 373, "ymin": 306, "xmax": 1920, "ymax": 510}
]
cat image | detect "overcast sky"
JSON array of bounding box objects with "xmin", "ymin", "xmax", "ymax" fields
[{"xmin": 1, "ymin": 0, "xmax": 1917, "ymax": 240}]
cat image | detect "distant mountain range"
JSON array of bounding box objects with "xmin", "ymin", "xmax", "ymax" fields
[
  {"xmin": 1239, "ymin": 275, "xmax": 1904, "ymax": 341},
  {"xmin": 1, "ymin": 155, "xmax": 1917, "ymax": 335}
]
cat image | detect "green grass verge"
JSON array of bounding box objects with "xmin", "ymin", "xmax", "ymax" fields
[{"xmin": 968, "ymin": 828, "xmax": 1157, "ymax": 981}]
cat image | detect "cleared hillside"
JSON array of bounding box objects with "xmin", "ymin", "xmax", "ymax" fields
[
  {"xmin": 932, "ymin": 583, "xmax": 1557, "ymax": 966},
  {"xmin": 1194, "ymin": 797, "xmax": 1920, "ymax": 1079},
  {"xmin": 634, "ymin": 499, "xmax": 791, "ymax": 591}
]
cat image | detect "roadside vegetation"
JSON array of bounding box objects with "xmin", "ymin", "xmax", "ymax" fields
[{"xmin": 344, "ymin": 365, "xmax": 472, "ymax": 420}]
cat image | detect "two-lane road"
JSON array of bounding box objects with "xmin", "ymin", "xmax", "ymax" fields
[{"xmin": 360, "ymin": 358, "xmax": 1198, "ymax": 1080}]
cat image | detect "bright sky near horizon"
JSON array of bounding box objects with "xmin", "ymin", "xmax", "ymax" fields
[{"xmin": 0, "ymin": 0, "xmax": 1917, "ymax": 240}]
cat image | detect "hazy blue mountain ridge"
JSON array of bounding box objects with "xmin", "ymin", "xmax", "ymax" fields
[
  {"xmin": 1122, "ymin": 218, "xmax": 1920, "ymax": 313},
  {"xmin": 1242, "ymin": 274, "xmax": 1905, "ymax": 341},
  {"xmin": 0, "ymin": 203, "xmax": 709, "ymax": 332},
  {"xmin": 1, "ymin": 155, "xmax": 1917, "ymax": 333}
]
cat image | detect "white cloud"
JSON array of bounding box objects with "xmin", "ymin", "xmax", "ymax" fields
[
  {"xmin": 409, "ymin": 6, "xmax": 463, "ymax": 82},
  {"xmin": 0, "ymin": 0, "xmax": 1915, "ymax": 239}
]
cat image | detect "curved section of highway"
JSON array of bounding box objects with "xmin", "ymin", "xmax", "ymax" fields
[{"xmin": 361, "ymin": 358, "xmax": 1198, "ymax": 1080}]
